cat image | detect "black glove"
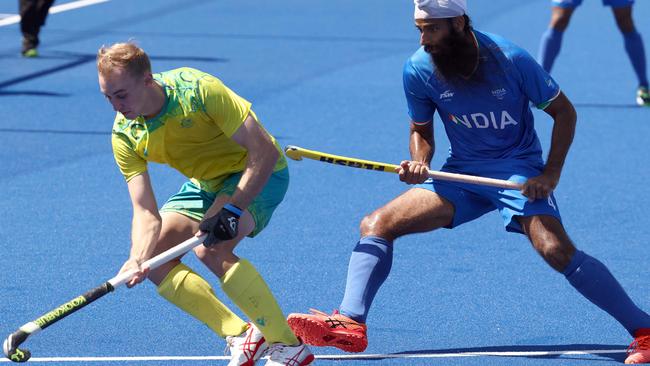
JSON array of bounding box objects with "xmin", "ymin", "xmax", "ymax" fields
[{"xmin": 200, "ymin": 203, "xmax": 242, "ymax": 247}]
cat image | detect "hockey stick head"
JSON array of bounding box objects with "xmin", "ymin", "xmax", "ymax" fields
[
  {"xmin": 284, "ymin": 145, "xmax": 303, "ymax": 161},
  {"xmin": 3, "ymin": 331, "xmax": 31, "ymax": 363}
]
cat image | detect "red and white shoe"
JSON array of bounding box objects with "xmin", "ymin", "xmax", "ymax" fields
[
  {"xmin": 264, "ymin": 340, "xmax": 314, "ymax": 366},
  {"xmin": 626, "ymin": 328, "xmax": 650, "ymax": 364},
  {"xmin": 287, "ymin": 309, "xmax": 367, "ymax": 353},
  {"xmin": 227, "ymin": 323, "xmax": 269, "ymax": 366}
]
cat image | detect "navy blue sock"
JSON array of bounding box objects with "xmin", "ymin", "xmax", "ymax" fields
[
  {"xmin": 622, "ymin": 31, "xmax": 649, "ymax": 87},
  {"xmin": 564, "ymin": 250, "xmax": 650, "ymax": 336},
  {"xmin": 340, "ymin": 236, "xmax": 393, "ymax": 323},
  {"xmin": 538, "ymin": 28, "xmax": 564, "ymax": 72}
]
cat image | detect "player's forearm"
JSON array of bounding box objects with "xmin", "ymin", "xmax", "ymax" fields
[
  {"xmin": 409, "ymin": 127, "xmax": 434, "ymax": 166},
  {"xmin": 545, "ymin": 107, "xmax": 576, "ymax": 177},
  {"xmin": 228, "ymin": 142, "xmax": 279, "ymax": 210},
  {"xmin": 130, "ymin": 208, "xmax": 162, "ymax": 262}
]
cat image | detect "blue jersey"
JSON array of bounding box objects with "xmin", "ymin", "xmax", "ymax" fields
[{"xmin": 403, "ymin": 30, "xmax": 561, "ymax": 165}]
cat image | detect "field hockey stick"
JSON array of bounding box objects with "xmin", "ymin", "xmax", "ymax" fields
[
  {"xmin": 2, "ymin": 234, "xmax": 207, "ymax": 363},
  {"xmin": 284, "ymin": 145, "xmax": 522, "ymax": 190}
]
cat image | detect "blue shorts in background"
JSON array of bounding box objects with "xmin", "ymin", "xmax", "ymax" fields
[
  {"xmin": 415, "ymin": 160, "xmax": 561, "ymax": 234},
  {"xmin": 552, "ymin": 0, "xmax": 634, "ymax": 8}
]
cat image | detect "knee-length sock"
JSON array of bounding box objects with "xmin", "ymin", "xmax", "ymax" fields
[
  {"xmin": 221, "ymin": 258, "xmax": 299, "ymax": 345},
  {"xmin": 157, "ymin": 263, "xmax": 248, "ymax": 338},
  {"xmin": 622, "ymin": 31, "xmax": 649, "ymax": 87},
  {"xmin": 564, "ymin": 250, "xmax": 650, "ymax": 336},
  {"xmin": 538, "ymin": 28, "xmax": 565, "ymax": 72},
  {"xmin": 340, "ymin": 236, "xmax": 393, "ymax": 323}
]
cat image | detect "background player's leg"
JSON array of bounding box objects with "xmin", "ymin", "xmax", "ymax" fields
[
  {"xmin": 538, "ymin": 6, "xmax": 575, "ymax": 72},
  {"xmin": 612, "ymin": 6, "xmax": 649, "ymax": 105}
]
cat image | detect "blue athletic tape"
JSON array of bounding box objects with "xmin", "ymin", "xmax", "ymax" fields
[{"xmin": 223, "ymin": 203, "xmax": 243, "ymax": 217}]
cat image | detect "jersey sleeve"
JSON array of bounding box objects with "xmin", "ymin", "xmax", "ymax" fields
[
  {"xmin": 111, "ymin": 132, "xmax": 147, "ymax": 182},
  {"xmin": 512, "ymin": 48, "xmax": 561, "ymax": 110},
  {"xmin": 403, "ymin": 59, "xmax": 436, "ymax": 124},
  {"xmin": 198, "ymin": 75, "xmax": 252, "ymax": 137}
]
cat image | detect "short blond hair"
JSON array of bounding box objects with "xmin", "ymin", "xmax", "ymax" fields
[{"xmin": 97, "ymin": 42, "xmax": 151, "ymax": 78}]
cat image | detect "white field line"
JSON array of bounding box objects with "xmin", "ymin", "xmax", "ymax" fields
[
  {"xmin": 0, "ymin": 349, "xmax": 627, "ymax": 362},
  {"xmin": 0, "ymin": 0, "xmax": 109, "ymax": 27}
]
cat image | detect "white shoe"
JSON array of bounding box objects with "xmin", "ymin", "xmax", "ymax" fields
[
  {"xmin": 637, "ymin": 86, "xmax": 650, "ymax": 107},
  {"xmin": 264, "ymin": 341, "xmax": 315, "ymax": 366},
  {"xmin": 226, "ymin": 323, "xmax": 269, "ymax": 366}
]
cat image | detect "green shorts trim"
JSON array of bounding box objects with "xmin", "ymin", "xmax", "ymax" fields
[{"xmin": 160, "ymin": 168, "xmax": 289, "ymax": 237}]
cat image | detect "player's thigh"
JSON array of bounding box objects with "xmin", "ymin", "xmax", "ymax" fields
[
  {"xmin": 611, "ymin": 5, "xmax": 635, "ymax": 33},
  {"xmin": 360, "ymin": 187, "xmax": 454, "ymax": 239},
  {"xmin": 517, "ymin": 214, "xmax": 575, "ymax": 271},
  {"xmin": 148, "ymin": 211, "xmax": 201, "ymax": 285},
  {"xmin": 193, "ymin": 194, "xmax": 256, "ymax": 259},
  {"xmin": 550, "ymin": 4, "xmax": 576, "ymax": 30}
]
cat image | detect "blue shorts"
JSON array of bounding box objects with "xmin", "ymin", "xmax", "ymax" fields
[
  {"xmin": 552, "ymin": 0, "xmax": 634, "ymax": 8},
  {"xmin": 415, "ymin": 160, "xmax": 561, "ymax": 234}
]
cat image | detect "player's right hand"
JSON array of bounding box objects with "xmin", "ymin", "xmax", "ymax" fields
[
  {"xmin": 118, "ymin": 257, "xmax": 149, "ymax": 288},
  {"xmin": 397, "ymin": 160, "xmax": 430, "ymax": 184}
]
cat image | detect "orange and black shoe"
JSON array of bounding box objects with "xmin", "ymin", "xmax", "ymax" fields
[
  {"xmin": 287, "ymin": 309, "xmax": 367, "ymax": 353},
  {"xmin": 626, "ymin": 328, "xmax": 650, "ymax": 364}
]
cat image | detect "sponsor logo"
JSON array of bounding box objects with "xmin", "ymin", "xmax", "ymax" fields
[
  {"xmin": 491, "ymin": 88, "xmax": 507, "ymax": 100},
  {"xmin": 319, "ymin": 157, "xmax": 387, "ymax": 171},
  {"xmin": 439, "ymin": 89, "xmax": 454, "ymax": 100},
  {"xmin": 448, "ymin": 111, "xmax": 519, "ymax": 130},
  {"xmin": 34, "ymin": 296, "xmax": 87, "ymax": 328},
  {"xmin": 228, "ymin": 217, "xmax": 237, "ymax": 231}
]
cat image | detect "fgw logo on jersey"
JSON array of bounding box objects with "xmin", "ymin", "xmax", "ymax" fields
[{"xmin": 448, "ymin": 110, "xmax": 518, "ymax": 130}]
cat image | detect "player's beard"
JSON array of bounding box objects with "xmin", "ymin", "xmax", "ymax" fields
[{"xmin": 427, "ymin": 28, "xmax": 478, "ymax": 83}]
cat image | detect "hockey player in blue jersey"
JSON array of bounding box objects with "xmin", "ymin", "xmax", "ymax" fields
[
  {"xmin": 287, "ymin": 0, "xmax": 650, "ymax": 363},
  {"xmin": 538, "ymin": 0, "xmax": 649, "ymax": 106}
]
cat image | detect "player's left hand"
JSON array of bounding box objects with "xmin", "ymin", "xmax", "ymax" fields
[
  {"xmin": 198, "ymin": 203, "xmax": 242, "ymax": 246},
  {"xmin": 522, "ymin": 170, "xmax": 560, "ymax": 202},
  {"xmin": 396, "ymin": 160, "xmax": 430, "ymax": 184}
]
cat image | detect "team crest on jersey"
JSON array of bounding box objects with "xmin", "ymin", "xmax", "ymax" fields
[
  {"xmin": 448, "ymin": 111, "xmax": 519, "ymax": 130},
  {"xmin": 439, "ymin": 89, "xmax": 454, "ymax": 101},
  {"xmin": 491, "ymin": 88, "xmax": 507, "ymax": 100},
  {"xmin": 180, "ymin": 118, "xmax": 193, "ymax": 128},
  {"xmin": 129, "ymin": 120, "xmax": 147, "ymax": 140}
]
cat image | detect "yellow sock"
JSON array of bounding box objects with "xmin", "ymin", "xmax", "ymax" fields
[
  {"xmin": 221, "ymin": 259, "xmax": 299, "ymax": 345},
  {"xmin": 157, "ymin": 263, "xmax": 247, "ymax": 338}
]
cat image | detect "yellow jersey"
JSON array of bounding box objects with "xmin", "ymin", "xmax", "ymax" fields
[{"xmin": 111, "ymin": 67, "xmax": 287, "ymax": 192}]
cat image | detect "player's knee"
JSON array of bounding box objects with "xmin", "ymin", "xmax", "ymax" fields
[
  {"xmin": 359, "ymin": 211, "xmax": 395, "ymax": 239},
  {"xmin": 616, "ymin": 19, "xmax": 635, "ymax": 33},
  {"xmin": 536, "ymin": 239, "xmax": 575, "ymax": 272},
  {"xmin": 148, "ymin": 259, "xmax": 181, "ymax": 286},
  {"xmin": 193, "ymin": 244, "xmax": 230, "ymax": 263},
  {"xmin": 550, "ymin": 12, "xmax": 572, "ymax": 31},
  {"xmin": 551, "ymin": 20, "xmax": 570, "ymax": 31}
]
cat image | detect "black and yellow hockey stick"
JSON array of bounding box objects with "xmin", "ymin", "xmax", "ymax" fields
[
  {"xmin": 2, "ymin": 235, "xmax": 206, "ymax": 363},
  {"xmin": 284, "ymin": 145, "xmax": 522, "ymax": 190}
]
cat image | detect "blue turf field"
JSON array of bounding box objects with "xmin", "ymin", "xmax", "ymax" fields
[{"xmin": 1, "ymin": 0, "xmax": 649, "ymax": 365}]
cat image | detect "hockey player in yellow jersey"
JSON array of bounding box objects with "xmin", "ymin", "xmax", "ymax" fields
[{"xmin": 97, "ymin": 42, "xmax": 313, "ymax": 366}]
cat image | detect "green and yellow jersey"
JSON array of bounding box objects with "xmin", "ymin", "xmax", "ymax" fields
[{"xmin": 111, "ymin": 67, "xmax": 287, "ymax": 192}]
